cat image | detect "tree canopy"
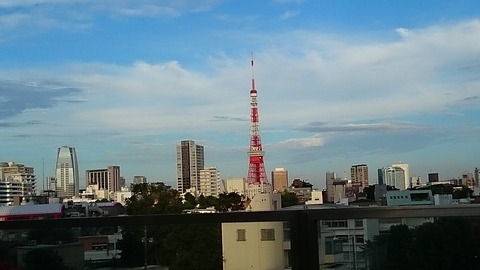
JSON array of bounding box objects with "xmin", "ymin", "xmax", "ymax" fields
[
  {"xmin": 119, "ymin": 182, "xmax": 224, "ymax": 269},
  {"xmin": 281, "ymin": 190, "xmax": 300, "ymax": 208},
  {"xmin": 365, "ymin": 217, "xmax": 478, "ymax": 270},
  {"xmin": 125, "ymin": 182, "xmax": 183, "ymax": 215}
]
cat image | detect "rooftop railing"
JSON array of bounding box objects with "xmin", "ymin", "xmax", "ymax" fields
[{"xmin": 1, "ymin": 205, "xmax": 480, "ymax": 270}]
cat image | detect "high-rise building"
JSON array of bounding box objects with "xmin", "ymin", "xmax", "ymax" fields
[
  {"xmin": 55, "ymin": 146, "xmax": 79, "ymax": 198},
  {"xmin": 380, "ymin": 163, "xmax": 409, "ymax": 190},
  {"xmin": 199, "ymin": 167, "xmax": 220, "ymax": 197},
  {"xmin": 85, "ymin": 166, "xmax": 121, "ymax": 193},
  {"xmin": 428, "ymin": 172, "xmax": 439, "ymax": 183},
  {"xmin": 475, "ymin": 168, "xmax": 479, "ymax": 187},
  {"xmin": 325, "ymin": 172, "xmax": 348, "ymax": 203},
  {"xmin": 0, "ymin": 162, "xmax": 36, "ymax": 205},
  {"xmin": 377, "ymin": 169, "xmax": 384, "ymax": 185},
  {"xmin": 350, "ymin": 164, "xmax": 369, "ymax": 189},
  {"xmin": 176, "ymin": 140, "xmax": 204, "ymax": 194},
  {"xmin": 462, "ymin": 172, "xmax": 474, "ymax": 188},
  {"xmin": 133, "ymin": 175, "xmax": 147, "ymax": 185},
  {"xmin": 271, "ymin": 168, "xmax": 288, "ymax": 192},
  {"xmin": 246, "ymin": 57, "xmax": 271, "ymax": 199}
]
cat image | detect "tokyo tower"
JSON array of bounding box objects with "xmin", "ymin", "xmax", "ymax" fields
[{"xmin": 246, "ymin": 56, "xmax": 271, "ymax": 195}]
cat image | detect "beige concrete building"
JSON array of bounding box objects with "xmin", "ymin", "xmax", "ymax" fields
[
  {"xmin": 85, "ymin": 166, "xmax": 121, "ymax": 193},
  {"xmin": 222, "ymin": 193, "xmax": 283, "ymax": 270},
  {"xmin": 350, "ymin": 164, "xmax": 368, "ymax": 190},
  {"xmin": 271, "ymin": 167, "xmax": 288, "ymax": 192},
  {"xmin": 199, "ymin": 167, "xmax": 220, "ymax": 197},
  {"xmin": 223, "ymin": 177, "xmax": 245, "ymax": 195}
]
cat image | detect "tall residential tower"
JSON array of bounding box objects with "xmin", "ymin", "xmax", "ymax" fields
[
  {"xmin": 55, "ymin": 146, "xmax": 79, "ymax": 198},
  {"xmin": 176, "ymin": 140, "xmax": 205, "ymax": 194},
  {"xmin": 350, "ymin": 164, "xmax": 369, "ymax": 189}
]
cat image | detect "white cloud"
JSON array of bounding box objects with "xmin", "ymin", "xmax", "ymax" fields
[
  {"xmin": 0, "ymin": 13, "xmax": 30, "ymax": 29},
  {"xmin": 2, "ymin": 19, "xmax": 480, "ymax": 155},
  {"xmin": 114, "ymin": 5, "xmax": 179, "ymax": 17},
  {"xmin": 280, "ymin": 10, "xmax": 299, "ymax": 20},
  {"xmin": 278, "ymin": 135, "xmax": 326, "ymax": 148}
]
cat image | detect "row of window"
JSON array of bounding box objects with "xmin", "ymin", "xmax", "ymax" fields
[
  {"xmin": 321, "ymin": 219, "xmax": 364, "ymax": 228},
  {"xmin": 236, "ymin": 228, "xmax": 275, "ymax": 241}
]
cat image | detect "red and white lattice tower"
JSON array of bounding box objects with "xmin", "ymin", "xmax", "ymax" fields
[{"xmin": 246, "ymin": 56, "xmax": 271, "ymax": 196}]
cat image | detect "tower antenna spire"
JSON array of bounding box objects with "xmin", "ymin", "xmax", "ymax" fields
[
  {"xmin": 251, "ymin": 52, "xmax": 255, "ymax": 91},
  {"xmin": 246, "ymin": 55, "xmax": 271, "ymax": 198}
]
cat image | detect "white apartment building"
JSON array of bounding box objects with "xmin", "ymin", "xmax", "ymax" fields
[
  {"xmin": 0, "ymin": 162, "xmax": 36, "ymax": 205},
  {"xmin": 199, "ymin": 167, "xmax": 220, "ymax": 197}
]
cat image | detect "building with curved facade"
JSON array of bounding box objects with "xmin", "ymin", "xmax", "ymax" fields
[{"xmin": 55, "ymin": 146, "xmax": 79, "ymax": 198}]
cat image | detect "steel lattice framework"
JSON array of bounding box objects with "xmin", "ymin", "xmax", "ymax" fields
[{"xmin": 246, "ymin": 57, "xmax": 269, "ymax": 186}]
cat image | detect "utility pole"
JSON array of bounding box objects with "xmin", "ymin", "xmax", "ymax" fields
[{"xmin": 143, "ymin": 225, "xmax": 153, "ymax": 270}]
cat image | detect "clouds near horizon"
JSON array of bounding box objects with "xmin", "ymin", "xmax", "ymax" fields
[{"xmin": 1, "ymin": 1, "xmax": 479, "ymax": 184}]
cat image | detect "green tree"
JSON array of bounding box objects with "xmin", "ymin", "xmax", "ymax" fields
[
  {"xmin": 198, "ymin": 194, "xmax": 218, "ymax": 208},
  {"xmin": 119, "ymin": 182, "xmax": 223, "ymax": 269},
  {"xmin": 28, "ymin": 228, "xmax": 74, "ymax": 245},
  {"xmin": 409, "ymin": 218, "xmax": 473, "ymax": 270},
  {"xmin": 183, "ymin": 192, "xmax": 197, "ymax": 209},
  {"xmin": 24, "ymin": 248, "xmax": 69, "ymax": 270},
  {"xmin": 281, "ymin": 190, "xmax": 300, "ymax": 207},
  {"xmin": 120, "ymin": 182, "xmax": 183, "ymax": 267},
  {"xmin": 385, "ymin": 224, "xmax": 413, "ymax": 270},
  {"xmin": 125, "ymin": 182, "xmax": 183, "ymax": 215},
  {"xmin": 216, "ymin": 192, "xmax": 244, "ymax": 212},
  {"xmin": 165, "ymin": 224, "xmax": 223, "ymax": 270},
  {"xmin": 366, "ymin": 217, "xmax": 478, "ymax": 270},
  {"xmin": 452, "ymin": 186, "xmax": 473, "ymax": 199}
]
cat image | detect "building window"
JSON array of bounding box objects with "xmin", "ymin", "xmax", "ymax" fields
[
  {"xmin": 283, "ymin": 222, "xmax": 291, "ymax": 241},
  {"xmin": 355, "ymin": 219, "xmax": 363, "ymax": 228},
  {"xmin": 325, "ymin": 237, "xmax": 343, "ymax": 255},
  {"xmin": 236, "ymin": 229, "xmax": 246, "ymax": 241},
  {"xmin": 261, "ymin": 228, "xmax": 275, "ymax": 241}
]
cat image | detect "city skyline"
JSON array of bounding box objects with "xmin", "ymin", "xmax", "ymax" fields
[{"xmin": 1, "ymin": 1, "xmax": 480, "ymax": 188}]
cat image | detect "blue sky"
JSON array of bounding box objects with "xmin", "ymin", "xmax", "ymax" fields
[{"xmin": 1, "ymin": 0, "xmax": 480, "ymax": 189}]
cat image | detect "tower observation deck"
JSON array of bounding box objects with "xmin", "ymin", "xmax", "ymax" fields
[{"xmin": 246, "ymin": 56, "xmax": 271, "ymax": 197}]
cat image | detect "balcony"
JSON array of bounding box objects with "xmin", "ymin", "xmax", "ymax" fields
[{"xmin": 0, "ymin": 205, "xmax": 480, "ymax": 269}]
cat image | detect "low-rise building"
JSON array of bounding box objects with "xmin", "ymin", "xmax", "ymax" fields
[{"xmin": 385, "ymin": 190, "xmax": 433, "ymax": 206}]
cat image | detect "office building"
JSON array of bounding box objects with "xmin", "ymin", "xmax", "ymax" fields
[
  {"xmin": 133, "ymin": 175, "xmax": 147, "ymax": 185},
  {"xmin": 350, "ymin": 164, "xmax": 369, "ymax": 189},
  {"xmin": 271, "ymin": 168, "xmax": 288, "ymax": 192},
  {"xmin": 223, "ymin": 178, "xmax": 246, "ymax": 195},
  {"xmin": 475, "ymin": 168, "xmax": 479, "ymax": 188},
  {"xmin": 380, "ymin": 163, "xmax": 410, "ymax": 190},
  {"xmin": 462, "ymin": 172, "xmax": 474, "ymax": 188},
  {"xmin": 55, "ymin": 146, "xmax": 79, "ymax": 198},
  {"xmin": 176, "ymin": 140, "xmax": 204, "ymax": 194},
  {"xmin": 0, "ymin": 162, "xmax": 36, "ymax": 205},
  {"xmin": 85, "ymin": 166, "xmax": 121, "ymax": 193},
  {"xmin": 411, "ymin": 176, "xmax": 422, "ymax": 188},
  {"xmin": 428, "ymin": 172, "xmax": 439, "ymax": 183},
  {"xmin": 326, "ymin": 172, "xmax": 350, "ymax": 203},
  {"xmin": 199, "ymin": 167, "xmax": 220, "ymax": 197}
]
